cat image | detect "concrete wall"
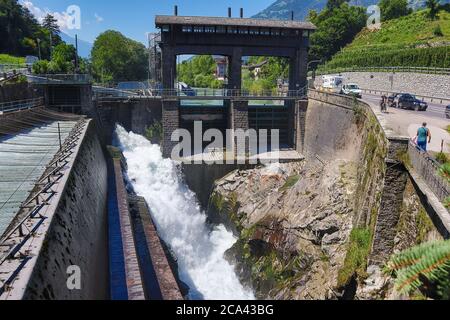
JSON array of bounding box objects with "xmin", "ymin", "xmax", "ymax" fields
[
  {"xmin": 23, "ymin": 122, "xmax": 109, "ymax": 300},
  {"xmin": 97, "ymin": 99, "xmax": 162, "ymax": 143},
  {"xmin": 305, "ymin": 91, "xmax": 364, "ymax": 162},
  {"xmin": 320, "ymin": 72, "xmax": 450, "ymax": 98},
  {"xmin": 0, "ymin": 83, "xmax": 41, "ymax": 103}
]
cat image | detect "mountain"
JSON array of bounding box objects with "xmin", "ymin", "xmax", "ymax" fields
[
  {"xmin": 253, "ymin": 0, "xmax": 377, "ymax": 20},
  {"xmin": 253, "ymin": 0, "xmax": 450, "ymax": 21},
  {"xmin": 60, "ymin": 33, "xmax": 93, "ymax": 58}
]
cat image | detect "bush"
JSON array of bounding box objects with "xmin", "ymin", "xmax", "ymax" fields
[
  {"xmin": 435, "ymin": 152, "xmax": 448, "ymax": 164},
  {"xmin": 433, "ymin": 25, "xmax": 444, "ymax": 36},
  {"xmin": 32, "ymin": 60, "xmax": 49, "ymax": 74}
]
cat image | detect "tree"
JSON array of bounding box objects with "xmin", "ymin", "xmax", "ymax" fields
[
  {"xmin": 426, "ymin": 0, "xmax": 440, "ymax": 20},
  {"xmin": 0, "ymin": 0, "xmax": 63, "ymax": 59},
  {"xmin": 309, "ymin": 2, "xmax": 367, "ymax": 62},
  {"xmin": 91, "ymin": 30, "xmax": 148, "ymax": 83},
  {"xmin": 378, "ymin": 0, "xmax": 411, "ymax": 21},
  {"xmin": 42, "ymin": 14, "xmax": 62, "ymax": 46}
]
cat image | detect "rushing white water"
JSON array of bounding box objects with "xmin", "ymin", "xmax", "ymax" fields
[{"xmin": 115, "ymin": 125, "xmax": 255, "ymax": 300}]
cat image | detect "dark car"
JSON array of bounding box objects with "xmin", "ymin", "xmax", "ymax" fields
[
  {"xmin": 389, "ymin": 93, "xmax": 428, "ymax": 111},
  {"xmin": 446, "ymin": 105, "xmax": 450, "ymax": 119}
]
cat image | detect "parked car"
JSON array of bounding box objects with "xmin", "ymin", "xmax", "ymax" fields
[
  {"xmin": 341, "ymin": 83, "xmax": 362, "ymax": 98},
  {"xmin": 177, "ymin": 82, "xmax": 196, "ymax": 97},
  {"xmin": 446, "ymin": 105, "xmax": 450, "ymax": 119},
  {"xmin": 388, "ymin": 93, "xmax": 428, "ymax": 111}
]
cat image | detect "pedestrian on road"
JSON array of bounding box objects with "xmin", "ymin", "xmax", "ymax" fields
[{"xmin": 415, "ymin": 122, "xmax": 432, "ymax": 152}]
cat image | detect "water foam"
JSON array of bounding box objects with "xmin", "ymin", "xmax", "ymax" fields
[{"xmin": 115, "ymin": 125, "xmax": 255, "ymax": 300}]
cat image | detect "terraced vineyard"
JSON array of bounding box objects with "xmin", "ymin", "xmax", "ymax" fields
[{"xmin": 319, "ymin": 10, "xmax": 450, "ymax": 72}]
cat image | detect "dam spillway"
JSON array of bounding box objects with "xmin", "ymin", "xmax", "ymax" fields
[
  {"xmin": 115, "ymin": 125, "xmax": 255, "ymax": 300},
  {"xmin": 0, "ymin": 119, "xmax": 78, "ymax": 237}
]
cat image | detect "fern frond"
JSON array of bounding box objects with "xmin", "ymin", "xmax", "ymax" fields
[
  {"xmin": 385, "ymin": 241, "xmax": 443, "ymax": 272},
  {"xmin": 387, "ymin": 240, "xmax": 450, "ymax": 295}
]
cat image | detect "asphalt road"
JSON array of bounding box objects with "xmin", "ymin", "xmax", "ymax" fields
[
  {"xmin": 361, "ymin": 93, "xmax": 450, "ymax": 153},
  {"xmin": 362, "ymin": 92, "xmax": 448, "ymax": 120}
]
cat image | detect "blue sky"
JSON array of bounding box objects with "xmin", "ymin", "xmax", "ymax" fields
[{"xmin": 21, "ymin": 0, "xmax": 275, "ymax": 44}]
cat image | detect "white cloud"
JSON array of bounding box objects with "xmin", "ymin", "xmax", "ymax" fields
[
  {"xmin": 21, "ymin": 1, "xmax": 75, "ymax": 31},
  {"xmin": 94, "ymin": 13, "xmax": 104, "ymax": 23}
]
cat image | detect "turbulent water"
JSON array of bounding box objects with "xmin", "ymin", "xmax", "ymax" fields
[{"xmin": 115, "ymin": 125, "xmax": 254, "ymax": 300}]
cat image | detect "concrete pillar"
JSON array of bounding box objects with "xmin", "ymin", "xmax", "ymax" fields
[
  {"xmin": 161, "ymin": 45, "xmax": 176, "ymax": 90},
  {"xmin": 80, "ymin": 84, "xmax": 94, "ymax": 116},
  {"xmin": 228, "ymin": 48, "xmax": 243, "ymax": 91},
  {"xmin": 289, "ymin": 48, "xmax": 308, "ymax": 91},
  {"xmin": 229, "ymin": 100, "xmax": 249, "ymax": 157},
  {"xmin": 162, "ymin": 99, "xmax": 179, "ymax": 158},
  {"xmin": 295, "ymin": 100, "xmax": 308, "ymax": 153}
]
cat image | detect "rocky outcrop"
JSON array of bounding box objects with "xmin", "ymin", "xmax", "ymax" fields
[{"xmin": 208, "ymin": 160, "xmax": 359, "ymax": 299}]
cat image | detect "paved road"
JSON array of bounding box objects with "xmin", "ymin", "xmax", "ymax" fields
[
  {"xmin": 363, "ymin": 92, "xmax": 448, "ymax": 119},
  {"xmin": 361, "ymin": 93, "xmax": 450, "ymax": 153}
]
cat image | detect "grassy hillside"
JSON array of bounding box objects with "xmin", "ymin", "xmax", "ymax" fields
[
  {"xmin": 320, "ymin": 10, "xmax": 450, "ymax": 71},
  {"xmin": 0, "ymin": 54, "xmax": 25, "ymax": 65}
]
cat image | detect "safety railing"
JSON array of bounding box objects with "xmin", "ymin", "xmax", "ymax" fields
[
  {"xmin": 0, "ymin": 119, "xmax": 87, "ymax": 297},
  {"xmin": 94, "ymin": 87, "xmax": 309, "ymax": 100},
  {"xmin": 0, "ymin": 97, "xmax": 44, "ymax": 115},
  {"xmin": 408, "ymin": 141, "xmax": 450, "ymax": 203},
  {"xmin": 27, "ymin": 74, "xmax": 92, "ymax": 84},
  {"xmin": 314, "ymin": 66, "xmax": 450, "ymax": 76},
  {"xmin": 361, "ymin": 88, "xmax": 450, "ymax": 105}
]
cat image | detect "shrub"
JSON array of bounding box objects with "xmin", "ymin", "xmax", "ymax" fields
[
  {"xmin": 435, "ymin": 152, "xmax": 448, "ymax": 164},
  {"xmin": 433, "ymin": 25, "xmax": 444, "ymax": 36}
]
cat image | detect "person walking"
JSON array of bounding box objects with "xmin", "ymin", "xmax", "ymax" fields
[{"xmin": 415, "ymin": 122, "xmax": 432, "ymax": 152}]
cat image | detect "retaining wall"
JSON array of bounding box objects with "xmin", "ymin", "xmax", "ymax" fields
[
  {"xmin": 23, "ymin": 122, "xmax": 109, "ymax": 300},
  {"xmin": 317, "ymin": 72, "xmax": 450, "ymax": 98}
]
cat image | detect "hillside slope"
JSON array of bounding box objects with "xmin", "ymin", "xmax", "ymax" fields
[
  {"xmin": 321, "ymin": 10, "xmax": 450, "ymax": 71},
  {"xmin": 253, "ymin": 0, "xmax": 450, "ymax": 20},
  {"xmin": 253, "ymin": 0, "xmax": 376, "ymax": 20}
]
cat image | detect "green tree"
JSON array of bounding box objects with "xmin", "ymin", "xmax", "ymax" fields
[
  {"xmin": 91, "ymin": 30, "xmax": 149, "ymax": 83},
  {"xmin": 378, "ymin": 0, "xmax": 411, "ymax": 21},
  {"xmin": 42, "ymin": 13, "xmax": 62, "ymax": 46},
  {"xmin": 0, "ymin": 0, "xmax": 61, "ymax": 59},
  {"xmin": 426, "ymin": 0, "xmax": 440, "ymax": 20},
  {"xmin": 177, "ymin": 55, "xmax": 223, "ymax": 89},
  {"xmin": 309, "ymin": 1, "xmax": 367, "ymax": 62}
]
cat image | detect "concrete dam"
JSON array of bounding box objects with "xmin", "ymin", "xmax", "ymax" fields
[{"xmin": 1, "ymin": 79, "xmax": 448, "ymax": 300}]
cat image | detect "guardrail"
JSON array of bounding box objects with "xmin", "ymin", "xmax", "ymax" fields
[
  {"xmin": 314, "ymin": 66, "xmax": 450, "ymax": 76},
  {"xmin": 27, "ymin": 74, "xmax": 92, "ymax": 84},
  {"xmin": 408, "ymin": 141, "xmax": 450, "ymax": 204},
  {"xmin": 361, "ymin": 88, "xmax": 450, "ymax": 105},
  {"xmin": 0, "ymin": 97, "xmax": 44, "ymax": 115},
  {"xmin": 0, "ymin": 119, "xmax": 87, "ymax": 296},
  {"xmin": 94, "ymin": 87, "xmax": 309, "ymax": 100}
]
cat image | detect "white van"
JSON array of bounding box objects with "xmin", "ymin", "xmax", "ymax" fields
[{"xmin": 321, "ymin": 75, "xmax": 344, "ymax": 94}]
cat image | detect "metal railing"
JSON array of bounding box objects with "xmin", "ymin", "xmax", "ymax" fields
[
  {"xmin": 361, "ymin": 88, "xmax": 450, "ymax": 105},
  {"xmin": 27, "ymin": 74, "xmax": 92, "ymax": 84},
  {"xmin": 314, "ymin": 66, "xmax": 450, "ymax": 76},
  {"xmin": 94, "ymin": 87, "xmax": 309, "ymax": 100},
  {"xmin": 0, "ymin": 97, "xmax": 44, "ymax": 115},
  {"xmin": 0, "ymin": 119, "xmax": 87, "ymax": 297},
  {"xmin": 408, "ymin": 141, "xmax": 450, "ymax": 203}
]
